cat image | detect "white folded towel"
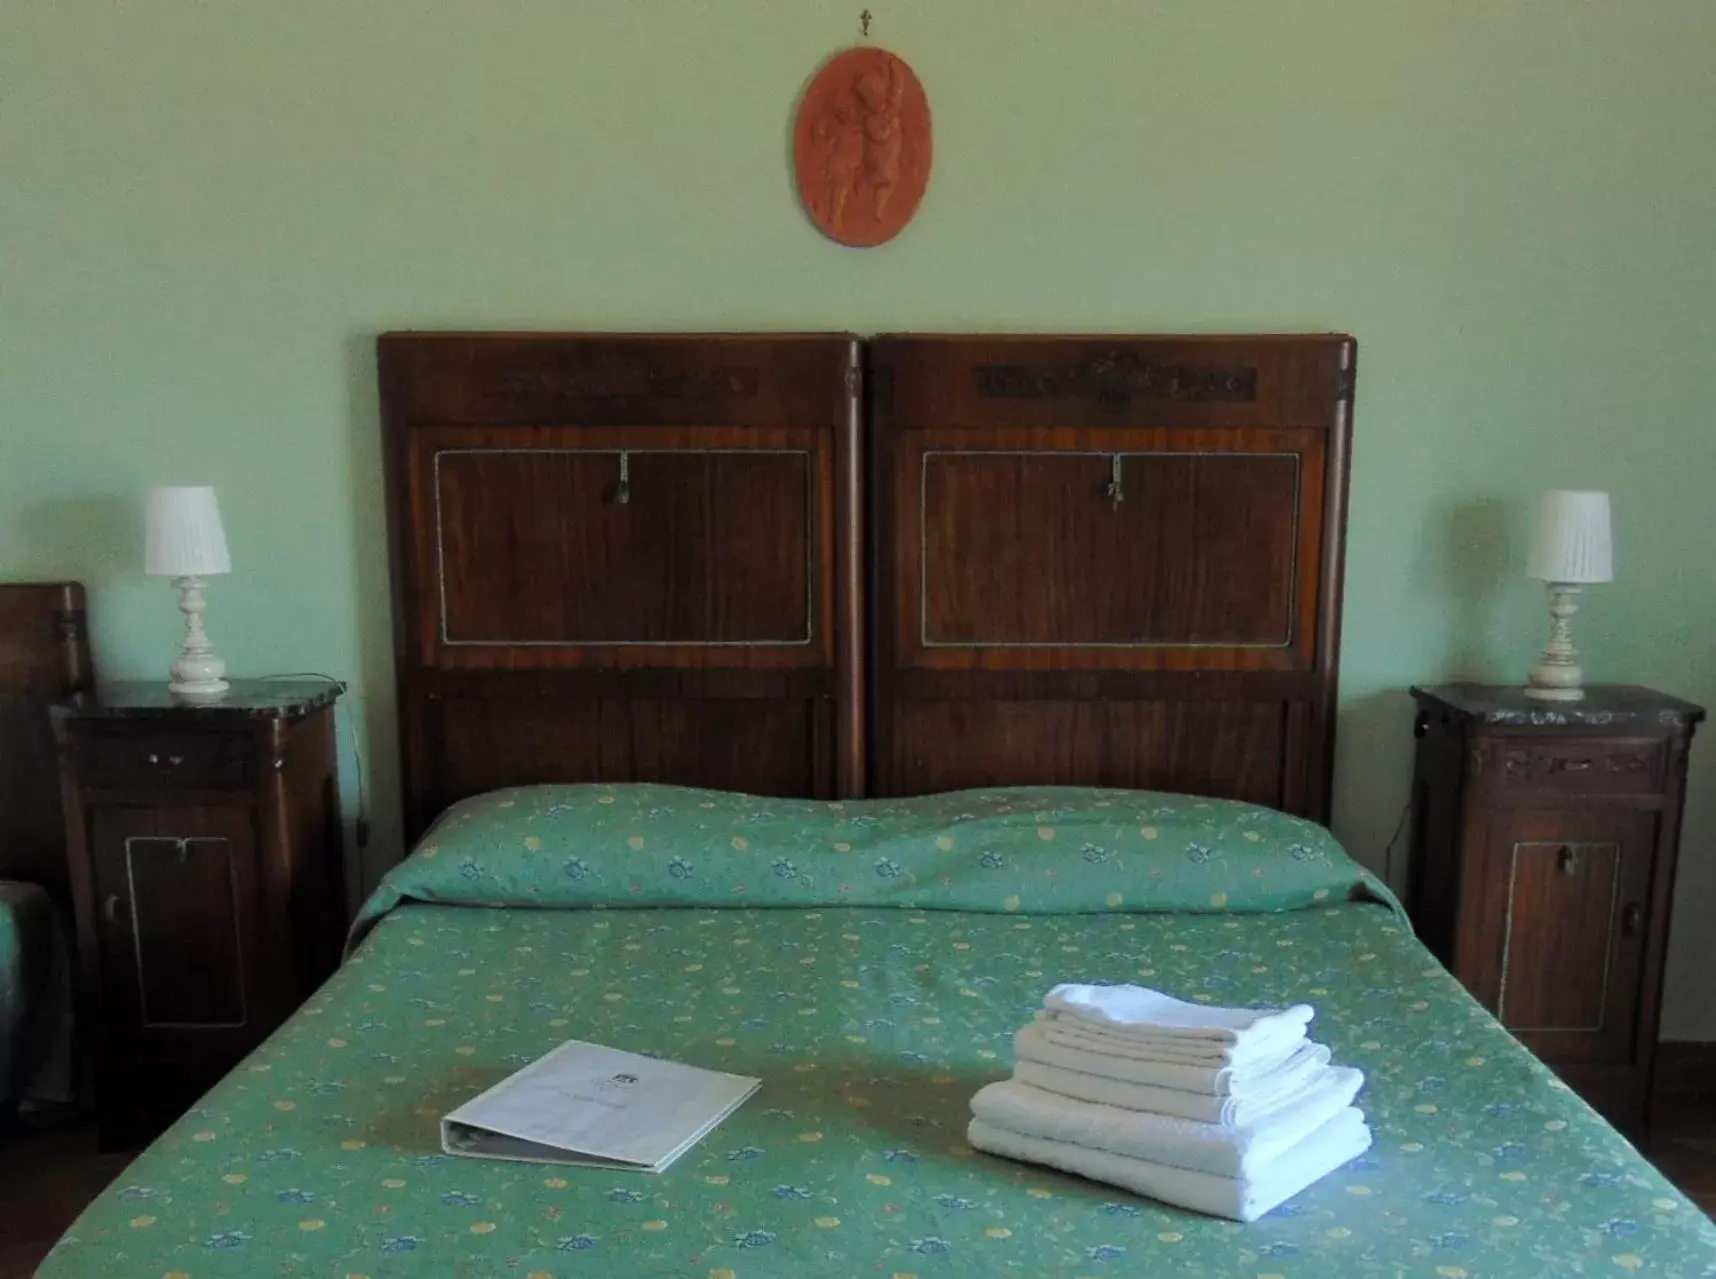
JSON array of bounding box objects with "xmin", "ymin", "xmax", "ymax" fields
[
  {"xmin": 1046, "ymin": 983, "xmax": 1314, "ymax": 1045},
  {"xmin": 1015, "ymin": 1049, "xmax": 1340, "ymax": 1127},
  {"xmin": 971, "ymin": 1071, "xmax": 1364, "ymax": 1178},
  {"xmin": 1035, "ymin": 1010, "xmax": 1305, "ymax": 1070},
  {"xmin": 1016, "ymin": 1022, "xmax": 1329, "ymax": 1097},
  {"xmin": 967, "ymin": 1107, "xmax": 1373, "ymax": 1223}
]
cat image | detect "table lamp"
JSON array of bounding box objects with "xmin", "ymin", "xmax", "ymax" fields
[
  {"xmin": 145, "ymin": 485, "xmax": 232, "ymax": 698},
  {"xmin": 1524, "ymin": 489, "xmax": 1612, "ymax": 702}
]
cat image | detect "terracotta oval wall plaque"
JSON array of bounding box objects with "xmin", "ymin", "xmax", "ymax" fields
[{"xmin": 794, "ymin": 47, "xmax": 932, "ymax": 248}]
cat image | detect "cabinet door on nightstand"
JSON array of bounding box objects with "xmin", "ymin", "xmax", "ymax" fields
[
  {"xmin": 89, "ymin": 806, "xmax": 259, "ymax": 1038},
  {"xmin": 1492, "ymin": 808, "xmax": 1657, "ymax": 1064}
]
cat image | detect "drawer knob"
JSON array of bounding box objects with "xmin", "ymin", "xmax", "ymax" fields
[
  {"xmin": 1622, "ymin": 902, "xmax": 1645, "ymax": 936},
  {"xmin": 103, "ymin": 893, "xmax": 124, "ymax": 926},
  {"xmin": 168, "ymin": 755, "xmax": 184, "ymax": 766},
  {"xmin": 1559, "ymin": 758, "xmax": 1592, "ymax": 772},
  {"xmin": 1559, "ymin": 845, "xmax": 1579, "ymax": 876},
  {"xmin": 146, "ymin": 752, "xmax": 158, "ymax": 765}
]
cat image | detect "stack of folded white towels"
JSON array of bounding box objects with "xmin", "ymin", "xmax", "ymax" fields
[{"xmin": 967, "ymin": 983, "xmax": 1371, "ymax": 1222}]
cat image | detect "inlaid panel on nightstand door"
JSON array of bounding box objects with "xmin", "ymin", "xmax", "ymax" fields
[
  {"xmin": 89, "ymin": 806, "xmax": 258, "ymax": 1036},
  {"xmin": 1486, "ymin": 807, "xmax": 1657, "ymax": 1065}
]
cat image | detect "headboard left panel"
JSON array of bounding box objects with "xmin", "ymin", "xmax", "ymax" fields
[{"xmin": 379, "ymin": 333, "xmax": 863, "ymax": 843}]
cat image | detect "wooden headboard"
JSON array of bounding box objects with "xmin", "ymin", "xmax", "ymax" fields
[
  {"xmin": 0, "ymin": 582, "xmax": 93, "ymax": 902},
  {"xmin": 868, "ymin": 335, "xmax": 1354, "ymax": 822},
  {"xmin": 382, "ymin": 332, "xmax": 1353, "ymax": 840},
  {"xmin": 380, "ymin": 333, "xmax": 864, "ymax": 842}
]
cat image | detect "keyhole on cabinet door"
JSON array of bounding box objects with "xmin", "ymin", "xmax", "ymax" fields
[
  {"xmin": 1105, "ymin": 455, "xmax": 1124, "ymax": 512},
  {"xmin": 1558, "ymin": 845, "xmax": 1579, "ymax": 876},
  {"xmin": 608, "ymin": 451, "xmax": 631, "ymax": 506}
]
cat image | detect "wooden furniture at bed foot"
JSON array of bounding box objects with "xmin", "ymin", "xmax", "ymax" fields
[
  {"xmin": 53, "ymin": 680, "xmax": 345, "ymax": 1148},
  {"xmin": 1407, "ymin": 683, "xmax": 1704, "ymax": 1134},
  {"xmin": 0, "ymin": 582, "xmax": 92, "ymax": 904}
]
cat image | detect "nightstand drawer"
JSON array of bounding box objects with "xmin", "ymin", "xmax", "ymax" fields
[
  {"xmin": 1498, "ymin": 738, "xmax": 1666, "ymax": 795},
  {"xmin": 76, "ymin": 729, "xmax": 252, "ymax": 791}
]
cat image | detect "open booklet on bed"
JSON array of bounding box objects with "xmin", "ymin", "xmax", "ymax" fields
[{"xmin": 441, "ymin": 1038, "xmax": 760, "ymax": 1172}]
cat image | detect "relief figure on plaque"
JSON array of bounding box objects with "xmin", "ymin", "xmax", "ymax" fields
[
  {"xmin": 794, "ymin": 47, "xmax": 931, "ymax": 247},
  {"xmin": 812, "ymin": 101, "xmax": 865, "ymax": 235},
  {"xmin": 856, "ymin": 55, "xmax": 905, "ymax": 221}
]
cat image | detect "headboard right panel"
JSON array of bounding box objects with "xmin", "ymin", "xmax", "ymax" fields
[{"xmin": 868, "ymin": 334, "xmax": 1355, "ymax": 822}]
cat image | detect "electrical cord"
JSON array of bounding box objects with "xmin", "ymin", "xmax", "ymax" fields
[
  {"xmin": 1380, "ymin": 792, "xmax": 1412, "ymax": 889},
  {"xmin": 258, "ymin": 672, "xmax": 369, "ymax": 848}
]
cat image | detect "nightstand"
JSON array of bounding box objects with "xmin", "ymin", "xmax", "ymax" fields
[
  {"xmin": 53, "ymin": 679, "xmax": 346, "ymax": 1147},
  {"xmin": 1408, "ymin": 682, "xmax": 1703, "ymax": 1133}
]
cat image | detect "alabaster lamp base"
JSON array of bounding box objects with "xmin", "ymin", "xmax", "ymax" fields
[
  {"xmin": 167, "ymin": 575, "xmax": 229, "ymax": 699},
  {"xmin": 1523, "ymin": 582, "xmax": 1586, "ymax": 703}
]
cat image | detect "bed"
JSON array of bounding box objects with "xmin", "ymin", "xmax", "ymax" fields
[
  {"xmin": 35, "ymin": 334, "xmax": 1716, "ymax": 1274},
  {"xmin": 37, "ymin": 784, "xmax": 1716, "ymax": 1275}
]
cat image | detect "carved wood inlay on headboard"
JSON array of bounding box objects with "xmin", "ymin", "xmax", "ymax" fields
[
  {"xmin": 381, "ymin": 331, "xmax": 1354, "ymax": 838},
  {"xmin": 972, "ymin": 351, "xmax": 1260, "ymax": 408},
  {"xmin": 869, "ymin": 333, "xmax": 1355, "ymax": 821},
  {"xmin": 380, "ymin": 333, "xmax": 864, "ymax": 841}
]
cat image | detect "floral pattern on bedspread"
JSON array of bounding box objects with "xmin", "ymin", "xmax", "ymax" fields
[
  {"xmin": 352, "ymin": 785, "xmax": 1399, "ymax": 940},
  {"xmin": 41, "ymin": 901, "xmax": 1716, "ymax": 1278}
]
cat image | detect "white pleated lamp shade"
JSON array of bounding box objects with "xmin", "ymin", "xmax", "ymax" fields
[
  {"xmin": 1527, "ymin": 489, "xmax": 1612, "ymax": 584},
  {"xmin": 145, "ymin": 486, "xmax": 232, "ymax": 577}
]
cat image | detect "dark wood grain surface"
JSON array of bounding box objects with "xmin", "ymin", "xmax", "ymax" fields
[
  {"xmin": 380, "ymin": 333, "xmax": 863, "ymax": 840},
  {"xmin": 869, "ymin": 334, "xmax": 1354, "ymax": 817},
  {"xmin": 91, "ymin": 813, "xmax": 251, "ymax": 1028},
  {"xmin": 381, "ymin": 332, "xmax": 1353, "ymax": 828},
  {"xmin": 919, "ymin": 450, "xmax": 1299, "ymax": 647},
  {"xmin": 0, "ymin": 583, "xmax": 91, "ymax": 904},
  {"xmin": 1499, "ymin": 840, "xmax": 1618, "ymax": 1032},
  {"xmin": 1493, "ymin": 812, "xmax": 1654, "ymax": 1063},
  {"xmin": 435, "ymin": 448, "xmax": 812, "ymax": 646},
  {"xmin": 1409, "ymin": 683, "xmax": 1703, "ymax": 1132},
  {"xmin": 888, "ymin": 699, "xmax": 1288, "ymax": 803}
]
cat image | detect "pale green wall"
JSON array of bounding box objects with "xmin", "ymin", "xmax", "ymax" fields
[{"xmin": 5, "ymin": 2, "xmax": 1714, "ymax": 1032}]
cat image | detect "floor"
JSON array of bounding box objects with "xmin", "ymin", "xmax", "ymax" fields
[
  {"xmin": 1643, "ymin": 1096, "xmax": 1716, "ymax": 1217},
  {"xmin": 0, "ymin": 1124, "xmax": 131, "ymax": 1279},
  {"xmin": 3, "ymin": 1114, "xmax": 1712, "ymax": 1279}
]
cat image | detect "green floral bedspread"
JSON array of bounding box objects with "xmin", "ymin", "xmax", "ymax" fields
[
  {"xmin": 349, "ymin": 784, "xmax": 1401, "ymax": 930},
  {"xmin": 38, "ymin": 786, "xmax": 1716, "ymax": 1277}
]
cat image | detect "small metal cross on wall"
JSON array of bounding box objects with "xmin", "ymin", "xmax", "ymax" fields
[{"xmin": 860, "ymin": 9, "xmax": 872, "ymax": 38}]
